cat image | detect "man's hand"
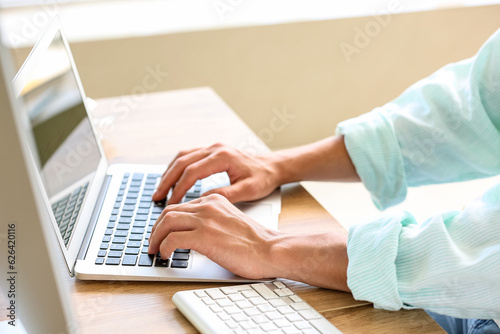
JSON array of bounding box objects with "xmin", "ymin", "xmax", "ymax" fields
[
  {"xmin": 148, "ymin": 194, "xmax": 350, "ymax": 290},
  {"xmin": 148, "ymin": 194, "xmax": 280, "ymax": 279},
  {"xmin": 152, "ymin": 143, "xmax": 280, "ymax": 205}
]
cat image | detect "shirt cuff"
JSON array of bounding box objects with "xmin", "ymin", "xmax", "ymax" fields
[
  {"xmin": 347, "ymin": 212, "xmax": 414, "ymax": 310},
  {"xmin": 336, "ymin": 108, "xmax": 408, "ymax": 210}
]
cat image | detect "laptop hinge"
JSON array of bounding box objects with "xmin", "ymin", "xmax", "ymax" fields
[{"xmin": 75, "ymin": 174, "xmax": 112, "ymax": 265}]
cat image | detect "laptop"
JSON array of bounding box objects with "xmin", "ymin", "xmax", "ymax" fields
[
  {"xmin": 11, "ymin": 20, "xmax": 281, "ymax": 282},
  {"xmin": 0, "ymin": 25, "xmax": 75, "ymax": 334}
]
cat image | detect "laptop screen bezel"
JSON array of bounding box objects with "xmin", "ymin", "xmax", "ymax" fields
[{"xmin": 12, "ymin": 20, "xmax": 109, "ymax": 275}]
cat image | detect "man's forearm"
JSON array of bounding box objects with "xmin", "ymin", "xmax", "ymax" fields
[{"xmin": 271, "ymin": 135, "xmax": 360, "ymax": 184}]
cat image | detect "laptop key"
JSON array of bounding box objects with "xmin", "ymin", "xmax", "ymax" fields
[
  {"xmin": 135, "ymin": 215, "xmax": 148, "ymax": 221},
  {"xmin": 110, "ymin": 244, "xmax": 125, "ymax": 251},
  {"xmin": 121, "ymin": 211, "xmax": 134, "ymax": 217},
  {"xmin": 141, "ymin": 246, "xmax": 149, "ymax": 254},
  {"xmin": 106, "ymin": 258, "xmax": 120, "ymax": 265},
  {"xmin": 129, "ymin": 235, "xmax": 143, "ymax": 242},
  {"xmin": 175, "ymin": 249, "xmax": 191, "ymax": 253},
  {"xmin": 114, "ymin": 230, "xmax": 128, "ymax": 237},
  {"xmin": 124, "ymin": 199, "xmax": 137, "ymax": 205},
  {"xmin": 107, "ymin": 222, "xmax": 115, "ymax": 229},
  {"xmin": 125, "ymin": 248, "xmax": 140, "ymax": 255},
  {"xmin": 95, "ymin": 258, "xmax": 105, "ymax": 265},
  {"xmin": 105, "ymin": 228, "xmax": 113, "ymax": 235},
  {"xmin": 171, "ymin": 260, "xmax": 188, "ymax": 268},
  {"xmin": 127, "ymin": 241, "xmax": 141, "ymax": 248},
  {"xmin": 155, "ymin": 258, "xmax": 170, "ymax": 267},
  {"xmin": 109, "ymin": 215, "xmax": 118, "ymax": 222},
  {"xmin": 139, "ymin": 254, "xmax": 154, "ymax": 267},
  {"xmin": 102, "ymin": 236, "xmax": 111, "ymax": 243},
  {"xmin": 112, "ymin": 237, "xmax": 127, "ymax": 244},
  {"xmin": 138, "ymin": 202, "xmax": 151, "ymax": 209},
  {"xmin": 136, "ymin": 209, "xmax": 150, "ymax": 215},
  {"xmin": 172, "ymin": 253, "xmax": 189, "ymax": 261},
  {"xmin": 100, "ymin": 242, "xmax": 109, "ymax": 250},
  {"xmin": 119, "ymin": 217, "xmax": 132, "ymax": 224},
  {"xmin": 131, "ymin": 227, "xmax": 145, "ymax": 234},
  {"xmin": 122, "ymin": 255, "xmax": 138, "ymax": 266},
  {"xmin": 122, "ymin": 205, "xmax": 136, "ymax": 211},
  {"xmin": 97, "ymin": 250, "xmax": 106, "ymax": 257},
  {"xmin": 117, "ymin": 224, "xmax": 131, "ymax": 230},
  {"xmin": 133, "ymin": 221, "xmax": 146, "ymax": 228},
  {"xmin": 108, "ymin": 251, "xmax": 123, "ymax": 258}
]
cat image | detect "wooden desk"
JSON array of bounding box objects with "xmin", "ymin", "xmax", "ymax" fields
[{"xmin": 2, "ymin": 88, "xmax": 443, "ymax": 333}]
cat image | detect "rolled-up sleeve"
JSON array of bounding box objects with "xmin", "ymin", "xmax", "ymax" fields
[
  {"xmin": 347, "ymin": 183, "xmax": 500, "ymax": 319},
  {"xmin": 337, "ymin": 28, "xmax": 500, "ymax": 318},
  {"xmin": 336, "ymin": 29, "xmax": 500, "ymax": 210}
]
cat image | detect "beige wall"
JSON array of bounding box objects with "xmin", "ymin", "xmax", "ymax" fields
[{"xmin": 14, "ymin": 4, "xmax": 500, "ymax": 150}]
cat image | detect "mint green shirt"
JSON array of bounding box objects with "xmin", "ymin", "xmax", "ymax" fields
[{"xmin": 336, "ymin": 28, "xmax": 500, "ymax": 319}]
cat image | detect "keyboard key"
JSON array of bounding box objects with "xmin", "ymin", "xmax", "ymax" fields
[
  {"xmin": 97, "ymin": 250, "xmax": 106, "ymax": 257},
  {"xmin": 138, "ymin": 202, "xmax": 151, "ymax": 209},
  {"xmin": 137, "ymin": 209, "xmax": 150, "ymax": 215},
  {"xmin": 133, "ymin": 221, "xmax": 147, "ymax": 228},
  {"xmin": 119, "ymin": 217, "xmax": 132, "ymax": 224},
  {"xmin": 107, "ymin": 222, "xmax": 115, "ymax": 229},
  {"xmin": 125, "ymin": 248, "xmax": 140, "ymax": 255},
  {"xmin": 206, "ymin": 289, "xmax": 226, "ymax": 300},
  {"xmin": 122, "ymin": 255, "xmax": 138, "ymax": 266},
  {"xmin": 112, "ymin": 237, "xmax": 126, "ymax": 244},
  {"xmin": 100, "ymin": 242, "xmax": 109, "ymax": 250},
  {"xmin": 122, "ymin": 205, "xmax": 136, "ymax": 211},
  {"xmin": 111, "ymin": 209, "xmax": 120, "ymax": 215},
  {"xmin": 172, "ymin": 253, "xmax": 189, "ymax": 261},
  {"xmin": 131, "ymin": 227, "xmax": 145, "ymax": 234},
  {"xmin": 141, "ymin": 246, "xmax": 149, "ymax": 254},
  {"xmin": 171, "ymin": 260, "xmax": 188, "ymax": 268},
  {"xmin": 253, "ymin": 283, "xmax": 280, "ymax": 300},
  {"xmin": 109, "ymin": 215, "xmax": 118, "ymax": 222},
  {"xmin": 135, "ymin": 215, "xmax": 148, "ymax": 221},
  {"xmin": 155, "ymin": 258, "xmax": 170, "ymax": 267},
  {"xmin": 129, "ymin": 234, "xmax": 143, "ymax": 241},
  {"xmin": 124, "ymin": 199, "xmax": 137, "ymax": 205},
  {"xmin": 127, "ymin": 241, "xmax": 141, "ymax": 248},
  {"xmin": 102, "ymin": 236, "xmax": 111, "ymax": 243},
  {"xmin": 138, "ymin": 254, "xmax": 154, "ymax": 266},
  {"xmin": 132, "ymin": 173, "xmax": 144, "ymax": 180},
  {"xmin": 114, "ymin": 230, "xmax": 128, "ymax": 237},
  {"xmin": 105, "ymin": 258, "xmax": 120, "ymax": 265},
  {"xmin": 120, "ymin": 211, "xmax": 134, "ymax": 217},
  {"xmin": 175, "ymin": 248, "xmax": 191, "ymax": 253},
  {"xmin": 116, "ymin": 224, "xmax": 130, "ymax": 230},
  {"xmin": 95, "ymin": 257, "xmax": 104, "ymax": 265},
  {"xmin": 108, "ymin": 251, "xmax": 123, "ymax": 258},
  {"xmin": 110, "ymin": 244, "xmax": 125, "ymax": 251}
]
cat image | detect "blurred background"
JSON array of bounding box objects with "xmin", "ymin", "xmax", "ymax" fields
[{"xmin": 1, "ymin": 0, "xmax": 500, "ymax": 227}]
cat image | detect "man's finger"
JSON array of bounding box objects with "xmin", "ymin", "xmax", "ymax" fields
[
  {"xmin": 148, "ymin": 211, "xmax": 197, "ymax": 254},
  {"xmin": 168, "ymin": 156, "xmax": 228, "ymax": 204},
  {"xmin": 153, "ymin": 149, "xmax": 211, "ymax": 201}
]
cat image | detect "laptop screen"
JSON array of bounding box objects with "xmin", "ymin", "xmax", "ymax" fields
[{"xmin": 17, "ymin": 31, "xmax": 101, "ymax": 201}]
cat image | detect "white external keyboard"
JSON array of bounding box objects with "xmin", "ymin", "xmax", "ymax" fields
[{"xmin": 172, "ymin": 281, "xmax": 342, "ymax": 334}]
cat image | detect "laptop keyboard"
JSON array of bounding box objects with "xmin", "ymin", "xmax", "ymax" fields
[
  {"xmin": 52, "ymin": 182, "xmax": 90, "ymax": 248},
  {"xmin": 95, "ymin": 172, "xmax": 202, "ymax": 268}
]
